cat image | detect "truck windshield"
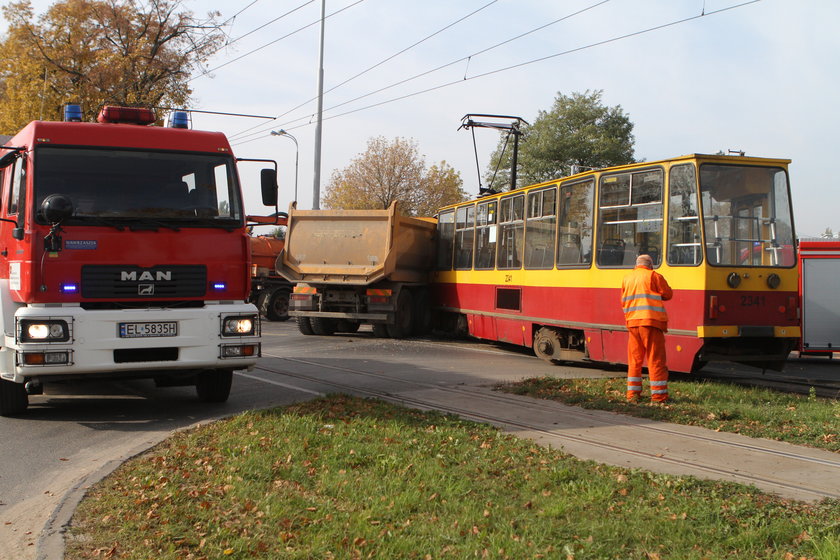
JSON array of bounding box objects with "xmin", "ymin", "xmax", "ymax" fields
[
  {"xmin": 34, "ymin": 147, "xmax": 243, "ymax": 226},
  {"xmin": 699, "ymin": 163, "xmax": 795, "ymax": 267}
]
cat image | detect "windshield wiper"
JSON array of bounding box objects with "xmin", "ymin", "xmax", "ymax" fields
[
  {"xmin": 128, "ymin": 218, "xmax": 181, "ymax": 232},
  {"xmin": 73, "ymin": 216, "xmax": 125, "ymax": 231}
]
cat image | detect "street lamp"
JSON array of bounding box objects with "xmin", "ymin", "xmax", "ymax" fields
[{"xmin": 270, "ymin": 129, "xmax": 299, "ymax": 204}]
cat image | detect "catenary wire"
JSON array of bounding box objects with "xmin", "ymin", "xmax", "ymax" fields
[
  {"xmin": 230, "ymin": 0, "xmax": 760, "ymax": 146},
  {"xmin": 226, "ymin": 0, "xmax": 503, "ymax": 142},
  {"xmin": 229, "ymin": 0, "xmax": 610, "ymax": 143},
  {"xmin": 190, "ymin": 0, "xmax": 364, "ymax": 83}
]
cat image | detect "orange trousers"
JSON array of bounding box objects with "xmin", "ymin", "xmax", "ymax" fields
[{"xmin": 626, "ymin": 326, "xmax": 669, "ymax": 402}]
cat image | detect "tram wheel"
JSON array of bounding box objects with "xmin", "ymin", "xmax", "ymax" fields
[
  {"xmin": 372, "ymin": 324, "xmax": 389, "ymax": 338},
  {"xmin": 533, "ymin": 327, "xmax": 563, "ymax": 363}
]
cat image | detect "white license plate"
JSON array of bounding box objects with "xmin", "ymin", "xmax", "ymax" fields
[{"xmin": 118, "ymin": 321, "xmax": 178, "ymax": 338}]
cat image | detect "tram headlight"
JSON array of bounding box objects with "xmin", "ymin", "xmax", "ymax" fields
[
  {"xmin": 726, "ymin": 272, "xmax": 742, "ymax": 289},
  {"xmin": 766, "ymin": 273, "xmax": 781, "ymax": 289}
]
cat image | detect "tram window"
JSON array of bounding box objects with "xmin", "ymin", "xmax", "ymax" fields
[
  {"xmin": 475, "ymin": 200, "xmax": 498, "ymax": 270},
  {"xmin": 436, "ymin": 210, "xmax": 455, "ymax": 270},
  {"xmin": 597, "ymin": 169, "xmax": 664, "ymax": 267},
  {"xmin": 700, "ymin": 164, "xmax": 795, "ymax": 267},
  {"xmin": 557, "ymin": 179, "xmax": 594, "ymax": 266},
  {"xmin": 454, "ymin": 204, "xmax": 475, "ymax": 270},
  {"xmin": 498, "ymin": 194, "xmax": 524, "ymax": 269},
  {"xmin": 525, "ymin": 187, "xmax": 557, "ymax": 269},
  {"xmin": 667, "ymin": 164, "xmax": 702, "ymax": 266}
]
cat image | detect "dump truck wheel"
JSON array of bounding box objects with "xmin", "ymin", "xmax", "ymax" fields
[
  {"xmin": 387, "ymin": 290, "xmax": 413, "ymax": 339},
  {"xmin": 412, "ymin": 289, "xmax": 432, "ymax": 335},
  {"xmin": 297, "ymin": 317, "xmax": 315, "ymax": 335},
  {"xmin": 0, "ymin": 379, "xmax": 28, "ymax": 416},
  {"xmin": 258, "ymin": 288, "xmax": 290, "ymax": 322},
  {"xmin": 311, "ymin": 318, "xmax": 336, "ymax": 336},
  {"xmin": 372, "ymin": 324, "xmax": 389, "ymax": 338},
  {"xmin": 195, "ymin": 369, "xmax": 233, "ymax": 403}
]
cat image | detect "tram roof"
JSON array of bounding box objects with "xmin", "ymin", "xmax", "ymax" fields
[{"xmin": 447, "ymin": 153, "xmax": 792, "ymax": 208}]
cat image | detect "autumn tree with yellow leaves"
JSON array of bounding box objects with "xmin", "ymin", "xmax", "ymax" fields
[
  {"xmin": 322, "ymin": 136, "xmax": 468, "ymax": 217},
  {"xmin": 0, "ymin": 0, "xmax": 225, "ymax": 134}
]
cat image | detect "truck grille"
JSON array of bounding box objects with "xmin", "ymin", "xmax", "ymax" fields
[{"xmin": 81, "ymin": 265, "xmax": 207, "ymax": 298}]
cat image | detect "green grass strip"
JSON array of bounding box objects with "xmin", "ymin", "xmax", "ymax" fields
[
  {"xmin": 67, "ymin": 395, "xmax": 839, "ymax": 559},
  {"xmin": 497, "ymin": 376, "xmax": 840, "ymax": 453}
]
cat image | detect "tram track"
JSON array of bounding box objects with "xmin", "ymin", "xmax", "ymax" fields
[{"xmin": 252, "ymin": 354, "xmax": 840, "ymax": 501}]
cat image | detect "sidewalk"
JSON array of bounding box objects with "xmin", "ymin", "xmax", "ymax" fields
[{"xmin": 392, "ymin": 385, "xmax": 840, "ymax": 503}]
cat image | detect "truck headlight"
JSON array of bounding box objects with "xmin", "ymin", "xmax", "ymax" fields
[
  {"xmin": 18, "ymin": 319, "xmax": 71, "ymax": 343},
  {"xmin": 222, "ymin": 315, "xmax": 258, "ymax": 336}
]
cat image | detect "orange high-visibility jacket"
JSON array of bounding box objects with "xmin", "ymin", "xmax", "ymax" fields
[{"xmin": 621, "ymin": 265, "xmax": 673, "ymax": 331}]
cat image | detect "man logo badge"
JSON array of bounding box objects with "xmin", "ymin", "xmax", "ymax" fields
[{"xmin": 138, "ymin": 284, "xmax": 155, "ymax": 296}]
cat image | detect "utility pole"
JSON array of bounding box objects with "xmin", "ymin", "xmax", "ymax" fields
[{"xmin": 312, "ymin": 0, "xmax": 326, "ymax": 210}]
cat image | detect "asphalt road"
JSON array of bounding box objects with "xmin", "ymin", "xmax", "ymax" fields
[
  {"xmin": 0, "ymin": 321, "xmax": 837, "ymax": 559},
  {"xmin": 0, "ymin": 322, "xmax": 612, "ymax": 560}
]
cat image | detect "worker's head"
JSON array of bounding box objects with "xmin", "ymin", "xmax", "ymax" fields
[{"xmin": 636, "ymin": 254, "xmax": 653, "ymax": 268}]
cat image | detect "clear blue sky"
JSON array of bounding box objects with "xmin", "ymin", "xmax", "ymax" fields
[{"xmin": 6, "ymin": 0, "xmax": 839, "ymax": 237}]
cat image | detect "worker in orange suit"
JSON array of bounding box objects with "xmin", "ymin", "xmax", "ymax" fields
[{"xmin": 621, "ymin": 254, "xmax": 673, "ymax": 403}]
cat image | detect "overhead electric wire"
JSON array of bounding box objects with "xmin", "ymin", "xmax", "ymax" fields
[
  {"xmin": 190, "ymin": 0, "xmax": 365, "ymax": 83},
  {"xmin": 226, "ymin": 0, "xmax": 501, "ymax": 143},
  {"xmin": 229, "ymin": 0, "xmax": 762, "ymax": 147},
  {"xmin": 221, "ymin": 0, "xmax": 314, "ymax": 49},
  {"xmin": 229, "ymin": 0, "xmax": 610, "ymax": 144},
  {"xmin": 221, "ymin": 0, "xmax": 262, "ymax": 27}
]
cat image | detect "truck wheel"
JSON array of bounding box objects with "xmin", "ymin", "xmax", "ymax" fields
[
  {"xmin": 195, "ymin": 369, "xmax": 233, "ymax": 403},
  {"xmin": 372, "ymin": 324, "xmax": 389, "ymax": 338},
  {"xmin": 258, "ymin": 288, "xmax": 290, "ymax": 321},
  {"xmin": 311, "ymin": 318, "xmax": 336, "ymax": 336},
  {"xmin": 297, "ymin": 317, "xmax": 315, "ymax": 335},
  {"xmin": 412, "ymin": 288, "xmax": 432, "ymax": 335},
  {"xmin": 0, "ymin": 379, "xmax": 28, "ymax": 416},
  {"xmin": 387, "ymin": 290, "xmax": 413, "ymax": 339}
]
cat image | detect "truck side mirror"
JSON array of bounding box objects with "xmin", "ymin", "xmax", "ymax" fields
[{"xmin": 261, "ymin": 169, "xmax": 278, "ymax": 207}]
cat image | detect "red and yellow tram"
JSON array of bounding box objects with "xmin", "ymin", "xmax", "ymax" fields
[{"xmin": 431, "ymin": 153, "xmax": 799, "ymax": 373}]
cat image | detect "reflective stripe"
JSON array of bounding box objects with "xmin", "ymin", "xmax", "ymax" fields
[
  {"xmin": 650, "ymin": 380, "xmax": 668, "ymax": 387},
  {"xmin": 651, "ymin": 389, "xmax": 669, "ymax": 394},
  {"xmin": 621, "ymin": 293, "xmax": 662, "ymax": 302},
  {"xmin": 622, "ymin": 304, "xmax": 667, "ymax": 313},
  {"xmin": 627, "ymin": 377, "xmax": 643, "ymax": 382}
]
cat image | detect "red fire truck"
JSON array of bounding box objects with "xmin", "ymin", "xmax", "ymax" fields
[
  {"xmin": 0, "ymin": 105, "xmax": 276, "ymax": 415},
  {"xmin": 798, "ymin": 239, "xmax": 840, "ymax": 357}
]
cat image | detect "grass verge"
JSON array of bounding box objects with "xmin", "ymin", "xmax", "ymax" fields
[
  {"xmin": 496, "ymin": 376, "xmax": 840, "ymax": 453},
  {"xmin": 67, "ymin": 395, "xmax": 839, "ymax": 559}
]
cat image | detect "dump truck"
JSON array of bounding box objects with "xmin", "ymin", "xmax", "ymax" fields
[
  {"xmin": 276, "ymin": 202, "xmax": 436, "ymax": 338},
  {"xmin": 249, "ymin": 232, "xmax": 293, "ymax": 321}
]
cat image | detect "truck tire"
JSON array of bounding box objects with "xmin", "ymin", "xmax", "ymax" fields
[
  {"xmin": 311, "ymin": 317, "xmax": 337, "ymax": 336},
  {"xmin": 258, "ymin": 288, "xmax": 290, "ymax": 322},
  {"xmin": 297, "ymin": 317, "xmax": 315, "ymax": 335},
  {"xmin": 412, "ymin": 288, "xmax": 432, "ymax": 335},
  {"xmin": 0, "ymin": 379, "xmax": 28, "ymax": 416},
  {"xmin": 195, "ymin": 369, "xmax": 233, "ymax": 403},
  {"xmin": 386, "ymin": 290, "xmax": 413, "ymax": 339}
]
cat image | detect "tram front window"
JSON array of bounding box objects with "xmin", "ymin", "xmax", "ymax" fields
[{"xmin": 700, "ymin": 164, "xmax": 795, "ymax": 267}]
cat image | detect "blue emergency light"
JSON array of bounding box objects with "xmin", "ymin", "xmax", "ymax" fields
[
  {"xmin": 170, "ymin": 111, "xmax": 190, "ymax": 129},
  {"xmin": 63, "ymin": 104, "xmax": 83, "ymax": 122}
]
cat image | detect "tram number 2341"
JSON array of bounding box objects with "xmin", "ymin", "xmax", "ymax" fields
[{"xmin": 740, "ymin": 295, "xmax": 766, "ymax": 307}]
